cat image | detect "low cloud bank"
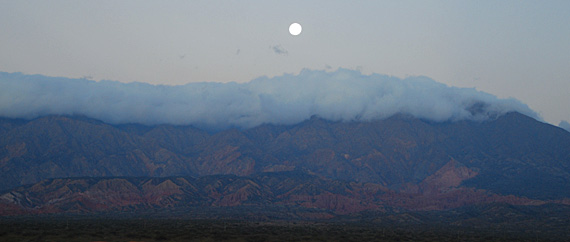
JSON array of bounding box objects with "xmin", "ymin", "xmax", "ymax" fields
[
  {"xmin": 559, "ymin": 120, "xmax": 570, "ymax": 132},
  {"xmin": 0, "ymin": 69, "xmax": 539, "ymax": 130}
]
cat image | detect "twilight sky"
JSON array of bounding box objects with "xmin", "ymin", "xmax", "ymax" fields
[{"xmin": 1, "ymin": 0, "xmax": 569, "ymax": 125}]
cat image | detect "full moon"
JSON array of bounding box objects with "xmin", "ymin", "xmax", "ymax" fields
[{"xmin": 289, "ymin": 23, "xmax": 302, "ymax": 36}]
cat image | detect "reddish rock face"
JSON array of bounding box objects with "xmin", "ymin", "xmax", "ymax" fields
[
  {"xmin": 419, "ymin": 159, "xmax": 479, "ymax": 193},
  {"xmin": 0, "ymin": 172, "xmax": 554, "ymax": 216}
]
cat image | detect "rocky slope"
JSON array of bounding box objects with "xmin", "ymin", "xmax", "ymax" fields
[
  {"xmin": 1, "ymin": 112, "xmax": 569, "ymax": 215},
  {"xmin": 0, "ymin": 171, "xmax": 557, "ymax": 216}
]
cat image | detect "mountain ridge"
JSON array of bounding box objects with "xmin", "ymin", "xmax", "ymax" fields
[
  {"xmin": 1, "ymin": 112, "xmax": 569, "ymax": 215},
  {"xmin": 1, "ymin": 172, "xmax": 562, "ymax": 217}
]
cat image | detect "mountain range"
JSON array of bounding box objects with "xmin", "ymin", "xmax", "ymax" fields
[{"xmin": 1, "ymin": 112, "xmax": 569, "ymax": 216}]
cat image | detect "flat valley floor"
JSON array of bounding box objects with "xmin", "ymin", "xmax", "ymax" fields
[{"xmin": 1, "ymin": 217, "xmax": 567, "ymax": 242}]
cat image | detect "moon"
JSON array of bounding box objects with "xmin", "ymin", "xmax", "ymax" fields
[{"xmin": 289, "ymin": 23, "xmax": 302, "ymax": 36}]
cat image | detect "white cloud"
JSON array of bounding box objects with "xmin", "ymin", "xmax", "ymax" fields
[
  {"xmin": 559, "ymin": 120, "xmax": 570, "ymax": 132},
  {"xmin": 0, "ymin": 69, "xmax": 540, "ymax": 130}
]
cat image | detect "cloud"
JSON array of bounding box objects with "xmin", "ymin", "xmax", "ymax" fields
[
  {"xmin": 0, "ymin": 69, "xmax": 540, "ymax": 130},
  {"xmin": 559, "ymin": 120, "xmax": 570, "ymax": 132},
  {"xmin": 271, "ymin": 45, "xmax": 288, "ymax": 55}
]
